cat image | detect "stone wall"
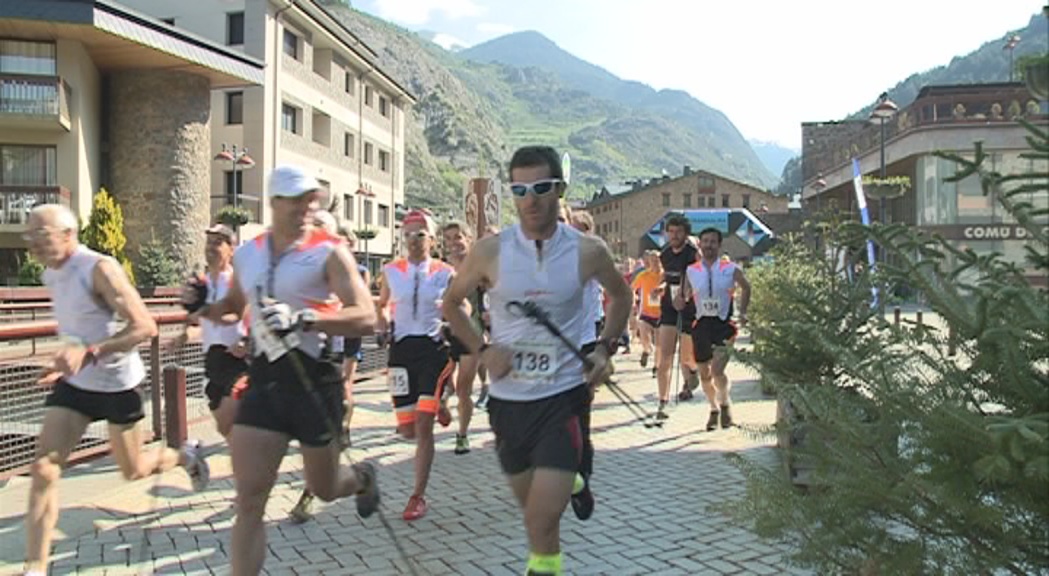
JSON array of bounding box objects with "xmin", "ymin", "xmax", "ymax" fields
[
  {"xmin": 108, "ymin": 70, "xmax": 211, "ymax": 276},
  {"xmin": 801, "ymin": 120, "xmax": 874, "ymax": 183}
]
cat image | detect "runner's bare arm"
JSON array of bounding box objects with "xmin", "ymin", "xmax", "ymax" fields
[
  {"xmin": 580, "ymin": 236, "xmax": 631, "ymax": 346},
  {"xmin": 675, "ymin": 273, "xmax": 691, "ymax": 311},
  {"xmin": 320, "ymin": 243, "xmax": 376, "ymax": 336},
  {"xmin": 376, "ymin": 271, "xmax": 390, "ymax": 335},
  {"xmin": 92, "ymin": 258, "xmax": 158, "ymax": 355},
  {"xmin": 443, "ymin": 235, "xmax": 497, "ymax": 354},
  {"xmin": 734, "ymin": 268, "xmax": 751, "ymax": 320},
  {"xmin": 196, "ymin": 272, "xmax": 247, "ymax": 325}
]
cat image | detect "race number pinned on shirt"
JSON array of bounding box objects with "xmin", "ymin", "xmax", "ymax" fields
[
  {"xmin": 669, "ymin": 284, "xmax": 682, "ymax": 301},
  {"xmin": 647, "ymin": 290, "xmax": 660, "ymax": 307},
  {"xmin": 388, "ymin": 367, "xmax": 409, "ymax": 397},
  {"xmin": 250, "ymin": 311, "xmax": 297, "ymax": 362},
  {"xmin": 699, "ymin": 299, "xmax": 721, "ymax": 318},
  {"xmin": 510, "ymin": 341, "xmax": 558, "ymax": 382}
]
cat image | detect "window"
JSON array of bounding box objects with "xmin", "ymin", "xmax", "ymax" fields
[
  {"xmin": 742, "ymin": 194, "xmax": 751, "ymax": 209},
  {"xmin": 281, "ymin": 103, "xmax": 298, "ymax": 134},
  {"xmin": 226, "ymin": 12, "xmax": 244, "ymax": 45},
  {"xmin": 364, "ymin": 199, "xmax": 373, "ymax": 225},
  {"xmin": 683, "ymin": 193, "xmax": 691, "ymax": 208},
  {"xmin": 614, "ymin": 221, "xmax": 619, "ymax": 232},
  {"xmin": 378, "ymin": 204, "xmax": 389, "ymax": 227},
  {"xmin": 344, "ymin": 71, "xmax": 355, "ymax": 96},
  {"xmin": 379, "ymin": 150, "xmax": 390, "ymax": 172},
  {"xmin": 721, "ymin": 194, "xmax": 730, "ymax": 207},
  {"xmin": 364, "ymin": 85, "xmax": 373, "ymax": 107},
  {"xmin": 0, "ymin": 40, "xmax": 56, "ymax": 75},
  {"xmin": 364, "ymin": 142, "xmax": 373, "ymax": 165},
  {"xmin": 226, "ymin": 91, "xmax": 243, "ymax": 125},
  {"xmin": 343, "ymin": 133, "xmax": 354, "ymax": 157},
  {"xmin": 379, "ymin": 96, "xmax": 388, "ymax": 117},
  {"xmin": 312, "ymin": 110, "xmax": 331, "ymax": 146},
  {"xmin": 223, "ymin": 170, "xmax": 242, "ymax": 205},
  {"xmin": 343, "ymin": 194, "xmax": 354, "ymax": 220},
  {"xmin": 706, "ymin": 196, "xmax": 716, "ymax": 208},
  {"xmin": 282, "ymin": 29, "xmax": 299, "ymax": 59},
  {"xmin": 662, "ymin": 193, "xmax": 670, "ymax": 207},
  {"xmin": 0, "ymin": 145, "xmax": 57, "ymax": 186},
  {"xmin": 698, "ymin": 176, "xmax": 716, "ymax": 189}
]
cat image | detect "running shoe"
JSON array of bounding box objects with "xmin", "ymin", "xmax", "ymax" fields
[{"xmin": 181, "ymin": 440, "xmax": 210, "ymax": 492}]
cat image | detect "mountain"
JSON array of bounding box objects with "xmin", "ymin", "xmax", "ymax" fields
[
  {"xmin": 748, "ymin": 140, "xmax": 799, "ymax": 177},
  {"xmin": 462, "ymin": 32, "xmax": 777, "ymax": 189},
  {"xmin": 417, "ymin": 30, "xmax": 468, "ymax": 52},
  {"xmin": 848, "ymin": 13, "xmax": 1048, "ymax": 119}
]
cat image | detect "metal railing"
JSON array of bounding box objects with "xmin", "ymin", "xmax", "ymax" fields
[
  {"xmin": 0, "ymin": 311, "xmax": 388, "ymax": 479},
  {"xmin": 0, "ymin": 74, "xmax": 69, "ymax": 121},
  {"xmin": 0, "ymin": 185, "xmax": 70, "ymax": 225}
]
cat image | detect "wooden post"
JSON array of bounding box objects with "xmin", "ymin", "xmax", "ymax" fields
[
  {"xmin": 163, "ymin": 365, "xmax": 187, "ymax": 449},
  {"xmin": 150, "ymin": 336, "xmax": 163, "ymax": 440},
  {"xmin": 894, "ymin": 307, "xmax": 901, "ymax": 325}
]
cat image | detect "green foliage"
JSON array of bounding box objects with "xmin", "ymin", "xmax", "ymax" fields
[
  {"xmin": 1015, "ymin": 52, "xmax": 1049, "ymax": 81},
  {"xmin": 355, "ymin": 228, "xmax": 378, "ymax": 241},
  {"xmin": 80, "ymin": 188, "xmax": 135, "ymax": 285},
  {"xmin": 135, "ymin": 232, "xmax": 180, "ymax": 288},
  {"xmin": 730, "ymin": 121, "xmax": 1049, "ymax": 575},
  {"xmin": 17, "ymin": 252, "xmax": 44, "ymax": 286},
  {"xmin": 861, "ymin": 175, "xmax": 912, "ymax": 188},
  {"xmin": 215, "ymin": 205, "xmax": 251, "ymax": 228}
]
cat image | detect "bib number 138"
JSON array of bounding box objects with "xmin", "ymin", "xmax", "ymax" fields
[{"xmin": 510, "ymin": 342, "xmax": 557, "ymax": 381}]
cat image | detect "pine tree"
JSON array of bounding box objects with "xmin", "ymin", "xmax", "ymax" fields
[
  {"xmin": 730, "ymin": 120, "xmax": 1049, "ymax": 575},
  {"xmin": 80, "ymin": 188, "xmax": 135, "ymax": 285},
  {"xmin": 135, "ymin": 231, "xmax": 180, "ymax": 288}
]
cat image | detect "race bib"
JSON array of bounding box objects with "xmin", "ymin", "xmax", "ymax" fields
[
  {"xmin": 510, "ymin": 341, "xmax": 558, "ymax": 381},
  {"xmin": 647, "ymin": 290, "xmax": 660, "ymax": 307},
  {"xmin": 669, "ymin": 284, "xmax": 682, "ymax": 301},
  {"xmin": 388, "ymin": 367, "xmax": 409, "ymax": 396},
  {"xmin": 700, "ymin": 299, "xmax": 721, "ymax": 317},
  {"xmin": 250, "ymin": 312, "xmax": 299, "ymax": 362}
]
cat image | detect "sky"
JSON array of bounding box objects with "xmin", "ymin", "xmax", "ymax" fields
[{"xmin": 354, "ymin": 0, "xmax": 1043, "ymax": 151}]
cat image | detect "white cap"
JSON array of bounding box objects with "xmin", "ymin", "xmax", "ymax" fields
[{"xmin": 269, "ymin": 165, "xmax": 321, "ymax": 198}]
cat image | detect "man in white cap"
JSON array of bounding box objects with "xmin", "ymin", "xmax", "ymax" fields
[
  {"xmin": 23, "ymin": 204, "xmax": 209, "ymax": 576},
  {"xmin": 190, "ymin": 166, "xmax": 380, "ymax": 574}
]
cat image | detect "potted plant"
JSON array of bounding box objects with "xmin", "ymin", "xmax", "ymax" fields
[
  {"xmin": 862, "ymin": 175, "xmax": 911, "ymax": 200},
  {"xmin": 355, "ymin": 228, "xmax": 378, "ymax": 241},
  {"xmin": 216, "ymin": 205, "xmax": 252, "ymax": 229}
]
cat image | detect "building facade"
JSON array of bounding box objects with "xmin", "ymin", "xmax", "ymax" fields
[
  {"xmin": 119, "ymin": 0, "xmax": 415, "ymax": 273},
  {"xmin": 0, "ymin": 0, "xmax": 264, "ymax": 280},
  {"xmin": 586, "ymin": 167, "xmax": 790, "ymax": 259},
  {"xmin": 801, "ymin": 83, "xmax": 1048, "ymax": 285}
]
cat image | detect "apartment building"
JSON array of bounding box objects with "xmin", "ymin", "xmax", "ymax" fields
[
  {"xmin": 121, "ymin": 0, "xmax": 415, "ymax": 273},
  {"xmin": 801, "ymin": 82, "xmax": 1048, "ymax": 285},
  {"xmin": 586, "ymin": 167, "xmax": 790, "ymax": 259},
  {"xmin": 0, "ymin": 0, "xmax": 263, "ymax": 280}
]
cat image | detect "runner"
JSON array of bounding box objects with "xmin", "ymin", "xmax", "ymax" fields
[
  {"xmin": 443, "ymin": 146, "xmax": 631, "ymax": 576},
  {"xmin": 22, "ymin": 205, "xmax": 209, "ymax": 576},
  {"xmin": 191, "ymin": 166, "xmax": 380, "ymax": 575},
  {"xmin": 631, "ymin": 250, "xmax": 663, "ymax": 376},
  {"xmin": 677, "ymin": 227, "xmax": 751, "ymax": 430},
  {"xmin": 173, "ymin": 224, "xmax": 249, "ymax": 438},
  {"xmin": 656, "ymin": 214, "xmax": 700, "ymax": 418},
  {"xmin": 474, "ymin": 224, "xmax": 501, "ymax": 411},
  {"xmin": 376, "ymin": 210, "xmax": 457, "ymax": 521},
  {"xmin": 441, "ymin": 220, "xmax": 485, "ymax": 455},
  {"xmin": 286, "ymin": 210, "xmax": 372, "ymax": 524}
]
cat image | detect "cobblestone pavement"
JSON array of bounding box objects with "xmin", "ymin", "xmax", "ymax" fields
[{"xmin": 0, "ymin": 348, "xmax": 811, "ymax": 575}]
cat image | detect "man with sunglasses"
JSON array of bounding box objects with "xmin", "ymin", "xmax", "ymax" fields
[
  {"xmin": 376, "ymin": 210, "xmax": 456, "ymax": 521},
  {"xmin": 443, "ymin": 146, "xmax": 632, "ymax": 576}
]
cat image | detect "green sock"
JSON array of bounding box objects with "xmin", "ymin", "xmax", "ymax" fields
[{"xmin": 525, "ymin": 552, "xmax": 562, "ymax": 575}]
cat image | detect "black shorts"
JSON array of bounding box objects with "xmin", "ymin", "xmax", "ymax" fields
[
  {"xmin": 204, "ymin": 345, "xmax": 250, "ymax": 411},
  {"xmin": 659, "ymin": 300, "xmax": 696, "ymax": 331},
  {"xmin": 639, "ymin": 315, "xmax": 659, "ymax": 328},
  {"xmin": 344, "ymin": 337, "xmax": 363, "ymax": 359},
  {"xmin": 45, "ymin": 380, "xmax": 144, "ymax": 425},
  {"xmin": 487, "ymin": 385, "xmax": 589, "ymax": 476},
  {"xmin": 691, "ymin": 316, "xmax": 738, "ymax": 363},
  {"xmin": 235, "ymin": 351, "xmax": 345, "ymax": 447},
  {"xmin": 444, "ymin": 327, "xmax": 472, "ymax": 363},
  {"xmin": 388, "ymin": 336, "xmax": 453, "ymax": 426}
]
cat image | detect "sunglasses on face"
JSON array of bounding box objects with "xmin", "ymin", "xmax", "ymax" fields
[
  {"xmin": 509, "ymin": 179, "xmax": 562, "ymax": 197},
  {"xmin": 405, "ymin": 230, "xmax": 430, "ymax": 240}
]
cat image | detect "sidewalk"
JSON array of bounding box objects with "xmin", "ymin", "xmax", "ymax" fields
[{"xmin": 0, "ymin": 348, "xmax": 811, "ymax": 575}]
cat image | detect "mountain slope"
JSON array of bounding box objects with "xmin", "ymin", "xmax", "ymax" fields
[
  {"xmin": 749, "ymin": 140, "xmax": 799, "ymax": 176},
  {"xmin": 848, "ymin": 13, "xmax": 1048, "ymax": 118},
  {"xmin": 462, "ymin": 31, "xmax": 777, "ymax": 188}
]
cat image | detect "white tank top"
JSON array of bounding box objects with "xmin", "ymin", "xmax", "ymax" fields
[
  {"xmin": 384, "ymin": 258, "xmax": 453, "ymax": 341},
  {"xmin": 42, "ymin": 246, "xmax": 145, "ymax": 392},
  {"xmin": 582, "ymin": 279, "xmax": 603, "ymax": 345},
  {"xmin": 487, "ymin": 223, "xmax": 586, "ymax": 401},
  {"xmin": 234, "ymin": 229, "xmax": 343, "ymax": 360},
  {"xmin": 686, "ymin": 260, "xmax": 737, "ymax": 321},
  {"xmin": 201, "ymin": 269, "xmax": 247, "ymax": 350}
]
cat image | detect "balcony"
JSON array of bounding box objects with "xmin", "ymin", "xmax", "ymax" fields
[
  {"xmin": 0, "ymin": 186, "xmax": 71, "ymax": 230},
  {"xmin": 0, "ymin": 74, "xmax": 71, "ymax": 132}
]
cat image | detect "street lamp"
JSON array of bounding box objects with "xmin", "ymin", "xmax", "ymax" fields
[
  {"xmin": 213, "ymin": 143, "xmax": 255, "ymax": 209},
  {"xmin": 869, "ymin": 93, "xmax": 898, "ymax": 228},
  {"xmin": 1003, "ymin": 34, "xmax": 1021, "ymax": 82}
]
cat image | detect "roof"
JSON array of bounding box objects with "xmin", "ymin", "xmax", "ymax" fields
[
  {"xmin": 586, "ymin": 169, "xmax": 772, "ymax": 208},
  {"xmin": 0, "ymin": 0, "xmax": 264, "ymax": 88}
]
